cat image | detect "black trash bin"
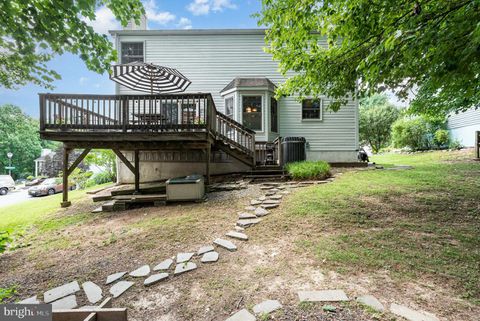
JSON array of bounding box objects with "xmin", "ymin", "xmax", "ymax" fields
[{"xmin": 281, "ymin": 136, "xmax": 306, "ymax": 165}]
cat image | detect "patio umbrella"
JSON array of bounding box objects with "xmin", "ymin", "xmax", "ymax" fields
[{"xmin": 110, "ymin": 62, "xmax": 191, "ymax": 94}]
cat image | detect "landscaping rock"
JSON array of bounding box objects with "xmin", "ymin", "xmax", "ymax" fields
[
  {"xmin": 18, "ymin": 296, "xmax": 40, "ymax": 304},
  {"xmin": 254, "ymin": 207, "xmax": 269, "ymax": 217},
  {"xmin": 82, "ymin": 282, "xmax": 102, "ymax": 304},
  {"xmin": 356, "ymin": 295, "xmax": 384, "ymax": 312},
  {"xmin": 144, "ymin": 273, "xmax": 169, "ymax": 286},
  {"xmin": 298, "ymin": 290, "xmax": 349, "ymax": 302},
  {"xmin": 260, "ymin": 186, "xmax": 274, "ymax": 190},
  {"xmin": 263, "ymin": 199, "xmax": 280, "ymax": 205},
  {"xmin": 270, "ymin": 188, "xmax": 280, "ymax": 193},
  {"xmin": 250, "ymin": 200, "xmax": 262, "ymax": 205},
  {"xmin": 106, "ymin": 272, "xmax": 127, "ymax": 285},
  {"xmin": 244, "ymin": 206, "xmax": 256, "ymax": 211},
  {"xmin": 51, "ymin": 295, "xmax": 78, "ymax": 310},
  {"xmin": 176, "ymin": 252, "xmax": 194, "ymax": 263},
  {"xmin": 197, "ymin": 245, "xmax": 214, "ymax": 256},
  {"xmin": 213, "ymin": 238, "xmax": 237, "ymax": 251},
  {"xmin": 201, "ymin": 251, "xmax": 219, "ymax": 263},
  {"xmin": 234, "ymin": 226, "xmax": 245, "ymax": 232},
  {"xmin": 263, "ymin": 182, "xmax": 281, "ymax": 186},
  {"xmin": 44, "ymin": 281, "xmax": 80, "ymax": 303},
  {"xmin": 390, "ymin": 303, "xmax": 439, "ymax": 321},
  {"xmin": 253, "ymin": 300, "xmax": 282, "ymax": 315},
  {"xmin": 109, "ymin": 281, "xmax": 134, "ymax": 298},
  {"xmin": 174, "ymin": 262, "xmax": 197, "ymax": 275},
  {"xmin": 265, "ymin": 191, "xmax": 276, "ymax": 196},
  {"xmin": 261, "ymin": 204, "xmax": 279, "ymax": 209},
  {"xmin": 226, "ymin": 231, "xmax": 248, "ymax": 241},
  {"xmin": 238, "ymin": 212, "xmax": 257, "ymax": 219},
  {"xmin": 129, "ymin": 265, "xmax": 150, "ymax": 277},
  {"xmin": 269, "ymin": 194, "xmax": 283, "ymax": 200},
  {"xmin": 236, "ymin": 218, "xmax": 262, "ymax": 228},
  {"xmin": 226, "ymin": 309, "xmax": 256, "ymax": 321},
  {"xmin": 280, "ymin": 191, "xmax": 290, "ymax": 194},
  {"xmin": 153, "ymin": 259, "xmax": 174, "ymax": 271},
  {"xmin": 259, "ymin": 196, "xmax": 266, "ymax": 201}
]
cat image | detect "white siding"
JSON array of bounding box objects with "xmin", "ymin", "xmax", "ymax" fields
[
  {"xmin": 114, "ymin": 30, "xmax": 359, "ymax": 159},
  {"xmin": 447, "ymin": 108, "xmax": 480, "ymax": 147}
]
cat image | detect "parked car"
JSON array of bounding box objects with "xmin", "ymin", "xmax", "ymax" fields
[
  {"xmin": 0, "ymin": 175, "xmax": 15, "ymax": 195},
  {"xmin": 28, "ymin": 178, "xmax": 63, "ymax": 197},
  {"xmin": 25, "ymin": 177, "xmax": 46, "ymax": 186}
]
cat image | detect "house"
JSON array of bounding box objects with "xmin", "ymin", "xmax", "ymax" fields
[
  {"xmin": 38, "ymin": 19, "xmax": 359, "ymax": 206},
  {"xmin": 447, "ymin": 108, "xmax": 480, "ymax": 147},
  {"xmin": 108, "ymin": 24, "xmax": 359, "ymax": 184},
  {"xmin": 34, "ymin": 149, "xmax": 56, "ymax": 177}
]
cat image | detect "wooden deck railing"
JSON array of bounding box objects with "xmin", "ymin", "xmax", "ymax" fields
[
  {"xmin": 255, "ymin": 137, "xmax": 281, "ymax": 166},
  {"xmin": 39, "ymin": 93, "xmax": 255, "ymax": 156}
]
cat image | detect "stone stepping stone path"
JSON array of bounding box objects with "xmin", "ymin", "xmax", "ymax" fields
[
  {"xmin": 263, "ymin": 199, "xmax": 280, "ymax": 205},
  {"xmin": 244, "ymin": 206, "xmax": 256, "ymax": 211},
  {"xmin": 226, "ymin": 309, "xmax": 256, "ymax": 321},
  {"xmin": 356, "ymin": 295, "xmax": 384, "ymax": 312},
  {"xmin": 238, "ymin": 212, "xmax": 256, "ymax": 219},
  {"xmin": 201, "ymin": 251, "xmax": 219, "ymax": 263},
  {"xmin": 197, "ymin": 245, "xmax": 214, "ymax": 255},
  {"xmin": 82, "ymin": 281, "xmax": 103, "ymax": 304},
  {"xmin": 51, "ymin": 294, "xmax": 78, "ymax": 310},
  {"xmin": 236, "ymin": 218, "xmax": 262, "ymax": 228},
  {"xmin": 250, "ymin": 200, "xmax": 262, "ymax": 206},
  {"xmin": 129, "ymin": 265, "xmax": 150, "ymax": 277},
  {"xmin": 176, "ymin": 252, "xmax": 194, "ymax": 263},
  {"xmin": 298, "ymin": 290, "xmax": 349, "ymax": 302},
  {"xmin": 226, "ymin": 231, "xmax": 248, "ymax": 241},
  {"xmin": 19, "ymin": 296, "xmax": 40, "ymax": 304},
  {"xmin": 390, "ymin": 303, "xmax": 439, "ymax": 321},
  {"xmin": 261, "ymin": 204, "xmax": 279, "ymax": 209},
  {"xmin": 106, "ymin": 271, "xmax": 126, "ymax": 284},
  {"xmin": 254, "ymin": 207, "xmax": 269, "ymax": 217},
  {"xmin": 110, "ymin": 281, "xmax": 134, "ymax": 298},
  {"xmin": 234, "ymin": 226, "xmax": 245, "ymax": 232},
  {"xmin": 144, "ymin": 273, "xmax": 169, "ymax": 286},
  {"xmin": 258, "ymin": 196, "xmax": 266, "ymax": 201},
  {"xmin": 214, "ymin": 238, "xmax": 237, "ymax": 251},
  {"xmin": 154, "ymin": 259, "xmax": 173, "ymax": 271},
  {"xmin": 44, "ymin": 281, "xmax": 80, "ymax": 303},
  {"xmin": 253, "ymin": 299, "xmax": 282, "ymax": 315},
  {"xmin": 174, "ymin": 262, "xmax": 197, "ymax": 275},
  {"xmin": 269, "ymin": 194, "xmax": 283, "ymax": 200}
]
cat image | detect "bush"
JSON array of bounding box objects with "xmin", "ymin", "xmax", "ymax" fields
[
  {"xmin": 392, "ymin": 117, "xmax": 433, "ymax": 151},
  {"xmin": 26, "ymin": 175, "xmax": 34, "ymax": 181},
  {"xmin": 0, "ymin": 231, "xmax": 11, "ymax": 254},
  {"xmin": 449, "ymin": 139, "xmax": 463, "ymax": 150},
  {"xmin": 286, "ymin": 161, "xmax": 331, "ymax": 180},
  {"xmin": 93, "ymin": 171, "xmax": 114, "ymax": 185},
  {"xmin": 434, "ymin": 129, "xmax": 450, "ymax": 148}
]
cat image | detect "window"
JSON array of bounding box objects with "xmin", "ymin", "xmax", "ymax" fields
[
  {"xmin": 302, "ymin": 99, "xmax": 322, "ymax": 120},
  {"xmin": 225, "ymin": 97, "xmax": 234, "ymax": 118},
  {"xmin": 270, "ymin": 97, "xmax": 278, "ymax": 132},
  {"xmin": 121, "ymin": 42, "xmax": 144, "ymax": 64},
  {"xmin": 242, "ymin": 96, "xmax": 262, "ymax": 131}
]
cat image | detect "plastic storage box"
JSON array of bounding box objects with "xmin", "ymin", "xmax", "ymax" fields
[{"xmin": 166, "ymin": 174, "xmax": 205, "ymax": 201}]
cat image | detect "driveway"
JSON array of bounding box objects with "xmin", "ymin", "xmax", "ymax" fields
[{"xmin": 0, "ymin": 188, "xmax": 39, "ymax": 208}]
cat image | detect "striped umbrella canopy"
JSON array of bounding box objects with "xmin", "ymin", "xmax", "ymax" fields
[{"xmin": 110, "ymin": 62, "xmax": 191, "ymax": 94}]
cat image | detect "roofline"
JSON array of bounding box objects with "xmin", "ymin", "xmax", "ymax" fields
[{"xmin": 109, "ymin": 28, "xmax": 267, "ymax": 36}]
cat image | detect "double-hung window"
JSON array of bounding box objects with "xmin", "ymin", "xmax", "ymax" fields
[
  {"xmin": 121, "ymin": 42, "xmax": 144, "ymax": 64},
  {"xmin": 302, "ymin": 99, "xmax": 322, "ymax": 120}
]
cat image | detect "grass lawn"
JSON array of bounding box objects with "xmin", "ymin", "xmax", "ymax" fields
[
  {"xmin": 0, "ymin": 150, "xmax": 478, "ymax": 320},
  {"xmin": 280, "ymin": 149, "xmax": 480, "ymax": 303}
]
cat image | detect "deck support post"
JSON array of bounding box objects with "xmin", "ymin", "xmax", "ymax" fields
[
  {"xmin": 134, "ymin": 150, "xmax": 140, "ymax": 194},
  {"xmin": 61, "ymin": 146, "xmax": 71, "ymax": 208},
  {"xmin": 205, "ymin": 144, "xmax": 211, "ymax": 185}
]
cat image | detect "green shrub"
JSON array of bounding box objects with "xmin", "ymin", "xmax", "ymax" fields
[
  {"xmin": 286, "ymin": 161, "xmax": 331, "ymax": 180},
  {"xmin": 0, "ymin": 231, "xmax": 11, "ymax": 253},
  {"xmin": 26, "ymin": 175, "xmax": 34, "ymax": 181},
  {"xmin": 93, "ymin": 171, "xmax": 114, "ymax": 185},
  {"xmin": 433, "ymin": 129, "xmax": 450, "ymax": 148},
  {"xmin": 0, "ymin": 286, "xmax": 16, "ymax": 302},
  {"xmin": 449, "ymin": 139, "xmax": 463, "ymax": 150},
  {"xmin": 391, "ymin": 117, "xmax": 433, "ymax": 151}
]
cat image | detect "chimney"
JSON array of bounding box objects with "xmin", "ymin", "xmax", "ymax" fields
[{"xmin": 125, "ymin": 14, "xmax": 147, "ymax": 30}]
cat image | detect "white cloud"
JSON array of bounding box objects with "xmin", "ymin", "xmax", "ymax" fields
[
  {"xmin": 177, "ymin": 17, "xmax": 193, "ymax": 30},
  {"xmin": 144, "ymin": 0, "xmax": 176, "ymax": 25},
  {"xmin": 79, "ymin": 77, "xmax": 88, "ymax": 86},
  {"xmin": 187, "ymin": 0, "xmax": 236, "ymax": 16},
  {"xmin": 83, "ymin": 7, "xmax": 120, "ymax": 34}
]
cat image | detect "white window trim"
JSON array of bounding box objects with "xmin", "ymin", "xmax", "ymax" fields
[
  {"xmin": 224, "ymin": 94, "xmax": 235, "ymax": 119},
  {"xmin": 119, "ymin": 40, "xmax": 146, "ymax": 64},
  {"xmin": 301, "ymin": 98, "xmax": 324, "ymax": 122},
  {"xmin": 240, "ymin": 93, "xmax": 265, "ymax": 133}
]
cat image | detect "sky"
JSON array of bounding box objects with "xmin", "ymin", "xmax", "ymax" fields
[{"xmin": 0, "ymin": 0, "xmax": 262, "ymax": 118}]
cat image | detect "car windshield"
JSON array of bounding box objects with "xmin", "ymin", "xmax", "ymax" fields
[{"xmin": 42, "ymin": 179, "xmax": 56, "ymax": 185}]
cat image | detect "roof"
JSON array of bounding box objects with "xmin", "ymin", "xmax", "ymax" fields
[
  {"xmin": 221, "ymin": 77, "xmax": 277, "ymax": 93},
  {"xmin": 109, "ymin": 28, "xmax": 267, "ymax": 37}
]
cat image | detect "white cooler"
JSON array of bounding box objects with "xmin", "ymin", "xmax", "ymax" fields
[{"xmin": 166, "ymin": 174, "xmax": 205, "ymax": 201}]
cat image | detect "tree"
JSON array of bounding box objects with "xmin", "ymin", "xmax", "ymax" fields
[
  {"xmin": 0, "ymin": 105, "xmax": 43, "ymax": 178},
  {"xmin": 391, "ymin": 116, "xmax": 434, "ymax": 151},
  {"xmin": 0, "ymin": 0, "xmax": 144, "ymax": 89},
  {"xmin": 359, "ymin": 94, "xmax": 401, "ymax": 153},
  {"xmin": 257, "ymin": 0, "xmax": 480, "ymax": 116},
  {"xmin": 85, "ymin": 149, "xmax": 117, "ymax": 182}
]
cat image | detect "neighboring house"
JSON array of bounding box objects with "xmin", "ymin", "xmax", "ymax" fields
[
  {"xmin": 107, "ymin": 22, "xmax": 359, "ymax": 183},
  {"xmin": 447, "ymin": 108, "xmax": 480, "ymax": 147},
  {"xmin": 34, "ymin": 149, "xmax": 56, "ymax": 177},
  {"xmin": 34, "ymin": 148, "xmax": 88, "ymax": 178}
]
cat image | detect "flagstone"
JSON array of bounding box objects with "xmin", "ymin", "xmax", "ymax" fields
[
  {"xmin": 82, "ymin": 281, "xmax": 102, "ymax": 304},
  {"xmin": 254, "ymin": 207, "xmax": 269, "ymax": 217},
  {"xmin": 226, "ymin": 309, "xmax": 256, "ymax": 321},
  {"xmin": 197, "ymin": 245, "xmax": 214, "ymax": 256},
  {"xmin": 356, "ymin": 295, "xmax": 384, "ymax": 312},
  {"xmin": 18, "ymin": 296, "xmax": 40, "ymax": 304},
  {"xmin": 106, "ymin": 272, "xmax": 126, "ymax": 285},
  {"xmin": 176, "ymin": 252, "xmax": 194, "ymax": 263},
  {"xmin": 174, "ymin": 262, "xmax": 197, "ymax": 275},
  {"xmin": 213, "ymin": 238, "xmax": 237, "ymax": 251},
  {"xmin": 253, "ymin": 300, "xmax": 283, "ymax": 315},
  {"xmin": 144, "ymin": 273, "xmax": 169, "ymax": 286},
  {"xmin": 201, "ymin": 251, "xmax": 219, "ymax": 263},
  {"xmin": 226, "ymin": 231, "xmax": 248, "ymax": 241},
  {"xmin": 390, "ymin": 303, "xmax": 439, "ymax": 321},
  {"xmin": 109, "ymin": 281, "xmax": 134, "ymax": 298},
  {"xmin": 51, "ymin": 295, "xmax": 78, "ymax": 310},
  {"xmin": 153, "ymin": 259, "xmax": 174, "ymax": 271},
  {"xmin": 298, "ymin": 290, "xmax": 349, "ymax": 302},
  {"xmin": 239, "ymin": 212, "xmax": 257, "ymax": 219},
  {"xmin": 250, "ymin": 200, "xmax": 262, "ymax": 205},
  {"xmin": 44, "ymin": 281, "xmax": 80, "ymax": 303},
  {"xmin": 129, "ymin": 265, "xmax": 150, "ymax": 277},
  {"xmin": 236, "ymin": 218, "xmax": 262, "ymax": 228}
]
